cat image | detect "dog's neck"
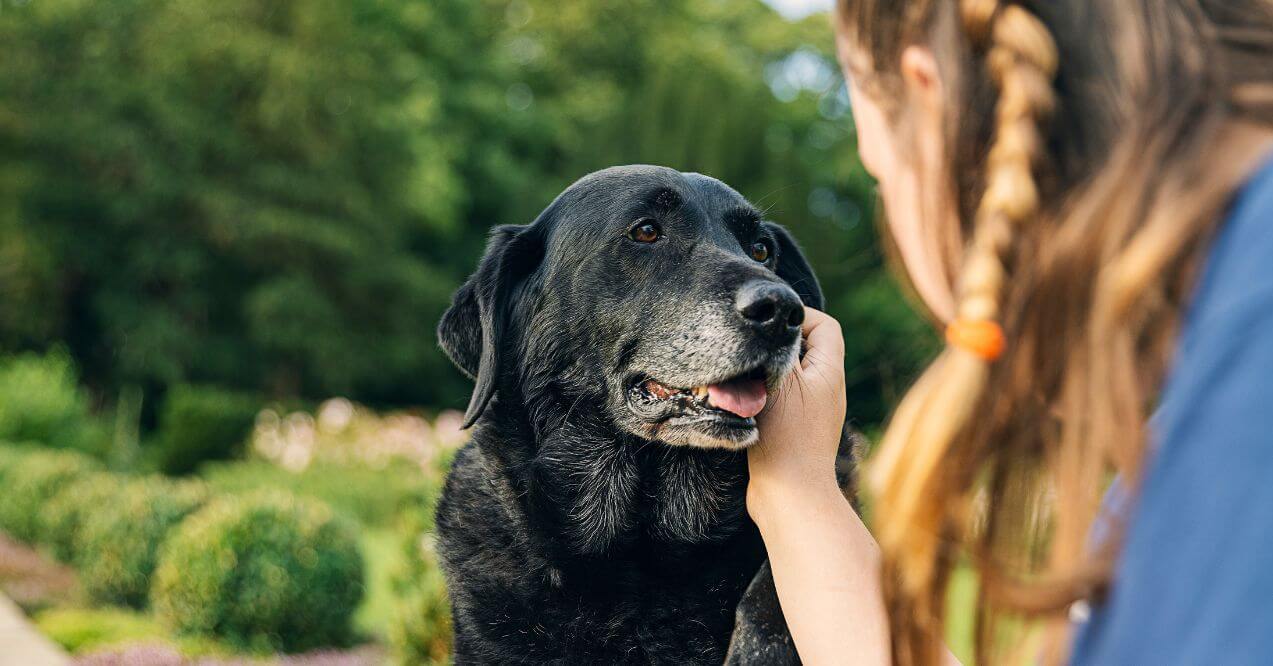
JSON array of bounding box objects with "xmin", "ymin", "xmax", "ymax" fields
[
  {"xmin": 491, "ymin": 387, "xmax": 752, "ymax": 558},
  {"xmin": 530, "ymin": 419, "xmax": 749, "ymax": 555}
]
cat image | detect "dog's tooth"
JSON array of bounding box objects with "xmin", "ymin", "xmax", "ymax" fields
[
  {"xmin": 645, "ymin": 379, "xmax": 672, "ymax": 400},
  {"xmin": 691, "ymin": 386, "xmax": 708, "ymax": 399}
]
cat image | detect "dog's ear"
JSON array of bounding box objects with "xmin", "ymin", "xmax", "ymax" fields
[
  {"xmin": 764, "ymin": 222, "xmax": 824, "ymax": 310},
  {"xmin": 438, "ymin": 224, "xmax": 542, "ymax": 428}
]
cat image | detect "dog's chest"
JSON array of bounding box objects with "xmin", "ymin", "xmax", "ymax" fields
[
  {"xmin": 538, "ymin": 537, "xmax": 765, "ymax": 663},
  {"xmin": 439, "ymin": 433, "xmax": 769, "ymax": 663},
  {"xmin": 439, "ymin": 439, "xmax": 770, "ymax": 663}
]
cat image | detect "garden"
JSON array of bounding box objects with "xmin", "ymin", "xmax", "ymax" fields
[
  {"xmin": 0, "ymin": 0, "xmax": 945, "ymax": 663},
  {"xmin": 0, "ymin": 348, "xmax": 985, "ymax": 664},
  {"xmin": 0, "ymin": 350, "xmax": 460, "ymax": 664}
]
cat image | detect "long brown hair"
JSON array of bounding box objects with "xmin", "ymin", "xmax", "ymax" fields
[{"xmin": 835, "ymin": 0, "xmax": 1273, "ymax": 663}]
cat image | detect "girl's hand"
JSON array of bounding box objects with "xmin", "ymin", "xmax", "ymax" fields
[
  {"xmin": 745, "ymin": 309, "xmax": 897, "ymax": 664},
  {"xmin": 748, "ymin": 307, "xmax": 848, "ymax": 523}
]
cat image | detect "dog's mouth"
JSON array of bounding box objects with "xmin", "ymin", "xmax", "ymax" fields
[
  {"xmin": 624, "ymin": 364, "xmax": 778, "ymax": 448},
  {"xmin": 636, "ymin": 368, "xmax": 770, "ymax": 420}
]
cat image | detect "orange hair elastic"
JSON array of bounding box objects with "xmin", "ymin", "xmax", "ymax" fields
[{"xmin": 946, "ymin": 319, "xmax": 1006, "ymax": 361}]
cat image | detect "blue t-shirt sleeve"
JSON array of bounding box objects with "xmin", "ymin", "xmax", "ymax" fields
[{"xmin": 1071, "ymin": 160, "xmax": 1273, "ymax": 665}]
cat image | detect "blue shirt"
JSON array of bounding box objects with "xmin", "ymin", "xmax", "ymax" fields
[{"xmin": 1071, "ymin": 155, "xmax": 1273, "ymax": 664}]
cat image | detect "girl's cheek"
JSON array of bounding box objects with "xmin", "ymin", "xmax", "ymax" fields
[
  {"xmin": 848, "ymin": 82, "xmax": 900, "ymax": 186},
  {"xmin": 848, "ymin": 83, "xmax": 884, "ymax": 178}
]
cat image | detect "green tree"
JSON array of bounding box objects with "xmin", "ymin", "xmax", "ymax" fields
[
  {"xmin": 482, "ymin": 0, "xmax": 938, "ymax": 422},
  {"xmin": 0, "ymin": 0, "xmax": 934, "ymax": 427},
  {"xmin": 0, "ymin": 0, "xmax": 482, "ymax": 406}
]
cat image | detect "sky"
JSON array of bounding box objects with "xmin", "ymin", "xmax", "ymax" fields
[{"xmin": 763, "ymin": 0, "xmax": 834, "ymax": 19}]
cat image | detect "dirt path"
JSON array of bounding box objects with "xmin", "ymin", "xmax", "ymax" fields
[{"xmin": 0, "ymin": 592, "xmax": 70, "ymax": 666}]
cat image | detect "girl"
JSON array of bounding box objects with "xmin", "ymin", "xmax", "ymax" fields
[{"xmin": 749, "ymin": 1, "xmax": 1273, "ymax": 663}]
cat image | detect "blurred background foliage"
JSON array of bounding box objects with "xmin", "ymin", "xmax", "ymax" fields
[
  {"xmin": 0, "ymin": 0, "xmax": 936, "ymax": 433},
  {"xmin": 0, "ymin": 2, "xmax": 954, "ymax": 660}
]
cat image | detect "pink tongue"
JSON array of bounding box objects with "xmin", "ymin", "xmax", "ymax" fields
[{"xmin": 706, "ymin": 379, "xmax": 768, "ymax": 419}]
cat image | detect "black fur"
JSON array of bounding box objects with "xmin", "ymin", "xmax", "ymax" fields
[{"xmin": 436, "ymin": 165, "xmax": 850, "ymax": 664}]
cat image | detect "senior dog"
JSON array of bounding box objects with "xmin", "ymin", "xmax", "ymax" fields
[{"xmin": 435, "ymin": 165, "xmax": 855, "ymax": 664}]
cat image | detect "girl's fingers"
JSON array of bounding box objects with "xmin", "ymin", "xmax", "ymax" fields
[{"xmin": 800, "ymin": 307, "xmax": 845, "ymax": 370}]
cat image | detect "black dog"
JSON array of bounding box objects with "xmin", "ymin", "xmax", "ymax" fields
[{"xmin": 435, "ymin": 165, "xmax": 851, "ymax": 664}]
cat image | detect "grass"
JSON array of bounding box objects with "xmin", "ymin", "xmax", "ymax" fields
[
  {"xmin": 946, "ymin": 565, "xmax": 977, "ymax": 664},
  {"xmin": 354, "ymin": 527, "xmax": 404, "ymax": 642},
  {"xmin": 34, "ymin": 606, "xmax": 226, "ymax": 656},
  {"xmin": 945, "ymin": 565, "xmax": 1054, "ymax": 665},
  {"xmin": 201, "ymin": 460, "xmax": 429, "ymax": 528},
  {"xmin": 856, "ymin": 468, "xmax": 977, "ymax": 664}
]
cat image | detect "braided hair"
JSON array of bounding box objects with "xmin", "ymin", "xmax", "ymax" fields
[
  {"xmin": 836, "ymin": 0, "xmax": 1273, "ymax": 662},
  {"xmin": 868, "ymin": 3, "xmax": 1058, "ymax": 662}
]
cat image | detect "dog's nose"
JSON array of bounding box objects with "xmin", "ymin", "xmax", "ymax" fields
[{"xmin": 736, "ymin": 281, "xmax": 804, "ymax": 340}]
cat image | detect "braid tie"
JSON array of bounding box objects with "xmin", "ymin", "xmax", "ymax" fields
[{"xmin": 869, "ymin": 0, "xmax": 1059, "ymax": 634}]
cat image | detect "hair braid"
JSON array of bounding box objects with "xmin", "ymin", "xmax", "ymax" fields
[
  {"xmin": 867, "ymin": 2, "xmax": 1058, "ymax": 662},
  {"xmin": 960, "ymin": 0, "xmax": 998, "ymax": 49}
]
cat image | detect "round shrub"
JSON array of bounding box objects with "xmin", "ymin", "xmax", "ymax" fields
[
  {"xmin": 40, "ymin": 472, "xmax": 122, "ymax": 563},
  {"xmin": 0, "ymin": 349, "xmax": 104, "ymax": 456},
  {"xmin": 149, "ymin": 384, "xmax": 260, "ymax": 475},
  {"xmin": 77, "ymin": 478, "xmax": 209, "ymax": 608},
  {"xmin": 0, "ymin": 443, "xmax": 26, "ymax": 482},
  {"xmin": 0, "ymin": 447, "xmax": 100, "ymax": 543},
  {"xmin": 152, "ymin": 492, "xmax": 364, "ymax": 653}
]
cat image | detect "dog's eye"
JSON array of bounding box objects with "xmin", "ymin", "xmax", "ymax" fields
[
  {"xmin": 749, "ymin": 241, "xmax": 770, "ymax": 263},
  {"xmin": 628, "ymin": 220, "xmax": 662, "ymax": 243}
]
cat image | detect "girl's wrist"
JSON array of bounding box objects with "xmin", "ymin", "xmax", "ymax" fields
[{"xmin": 746, "ymin": 473, "xmax": 847, "ymax": 534}]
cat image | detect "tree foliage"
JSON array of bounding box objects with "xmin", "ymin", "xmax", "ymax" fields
[{"xmin": 0, "ymin": 0, "xmax": 935, "ymax": 426}]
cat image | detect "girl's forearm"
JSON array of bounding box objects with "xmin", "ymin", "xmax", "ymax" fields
[
  {"xmin": 750, "ymin": 483, "xmax": 892, "ymax": 665},
  {"xmin": 751, "ymin": 483, "xmax": 963, "ymax": 666},
  {"xmin": 747, "ymin": 308, "xmax": 960, "ymax": 664}
]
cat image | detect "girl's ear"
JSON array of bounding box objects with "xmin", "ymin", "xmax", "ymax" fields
[
  {"xmin": 763, "ymin": 222, "xmax": 824, "ymax": 311},
  {"xmin": 437, "ymin": 224, "xmax": 543, "ymax": 428},
  {"xmin": 900, "ymin": 45, "xmax": 945, "ymax": 117}
]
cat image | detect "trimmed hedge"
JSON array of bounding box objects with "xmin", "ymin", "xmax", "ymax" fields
[
  {"xmin": 0, "ymin": 350, "xmax": 105, "ymax": 456},
  {"xmin": 40, "ymin": 472, "xmax": 121, "ymax": 563},
  {"xmin": 0, "ymin": 444, "xmax": 26, "ymax": 484},
  {"xmin": 0, "ymin": 443, "xmax": 374, "ymax": 653},
  {"xmin": 149, "ymin": 385, "xmax": 260, "ymax": 475},
  {"xmin": 77, "ymin": 479, "xmax": 209, "ymax": 608},
  {"xmin": 0, "ymin": 447, "xmax": 100, "ymax": 543},
  {"xmin": 152, "ymin": 492, "xmax": 364, "ymax": 653}
]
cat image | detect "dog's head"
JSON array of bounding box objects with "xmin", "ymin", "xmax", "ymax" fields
[{"xmin": 439, "ymin": 165, "xmax": 822, "ymax": 449}]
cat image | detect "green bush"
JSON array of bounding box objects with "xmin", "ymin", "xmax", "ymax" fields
[
  {"xmin": 40, "ymin": 472, "xmax": 124, "ymax": 563},
  {"xmin": 152, "ymin": 492, "xmax": 365, "ymax": 652},
  {"xmin": 77, "ymin": 478, "xmax": 209, "ymax": 608},
  {"xmin": 148, "ymin": 385, "xmax": 260, "ymax": 475},
  {"xmin": 0, "ymin": 443, "xmax": 27, "ymax": 482},
  {"xmin": 387, "ymin": 511, "xmax": 452, "ymax": 665},
  {"xmin": 0, "ymin": 447, "xmax": 100, "ymax": 543},
  {"xmin": 0, "ymin": 350, "xmax": 104, "ymax": 456},
  {"xmin": 381, "ymin": 449, "xmax": 453, "ymax": 664}
]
